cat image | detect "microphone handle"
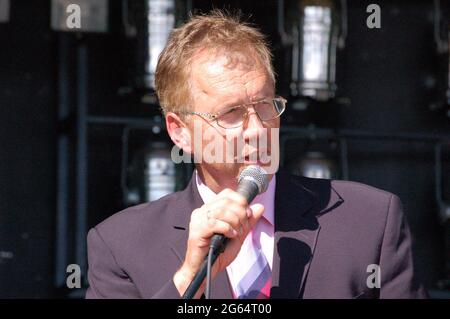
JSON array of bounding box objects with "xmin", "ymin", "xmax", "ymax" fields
[{"xmin": 236, "ymin": 179, "xmax": 260, "ymax": 203}]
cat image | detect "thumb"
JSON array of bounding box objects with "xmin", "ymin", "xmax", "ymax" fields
[{"xmin": 247, "ymin": 203, "xmax": 265, "ymax": 229}]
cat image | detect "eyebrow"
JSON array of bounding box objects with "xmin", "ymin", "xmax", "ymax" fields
[
  {"xmin": 213, "ymin": 89, "xmax": 273, "ymax": 114},
  {"xmin": 214, "ymin": 99, "xmax": 243, "ymax": 113},
  {"xmin": 250, "ymin": 95, "xmax": 267, "ymax": 102},
  {"xmin": 220, "ymin": 95, "xmax": 268, "ymax": 110}
]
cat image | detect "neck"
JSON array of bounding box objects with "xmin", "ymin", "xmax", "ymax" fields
[{"xmin": 196, "ymin": 166, "xmax": 238, "ymax": 194}]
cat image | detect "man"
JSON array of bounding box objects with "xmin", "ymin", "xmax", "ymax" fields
[{"xmin": 85, "ymin": 10, "xmax": 426, "ymax": 299}]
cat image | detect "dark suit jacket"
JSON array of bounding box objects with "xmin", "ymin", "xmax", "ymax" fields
[{"xmin": 85, "ymin": 171, "xmax": 427, "ymax": 299}]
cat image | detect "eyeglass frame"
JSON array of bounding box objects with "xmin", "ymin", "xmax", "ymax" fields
[{"xmin": 178, "ymin": 96, "xmax": 287, "ymax": 129}]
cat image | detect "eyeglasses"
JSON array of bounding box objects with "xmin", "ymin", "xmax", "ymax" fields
[{"xmin": 181, "ymin": 96, "xmax": 287, "ymax": 129}]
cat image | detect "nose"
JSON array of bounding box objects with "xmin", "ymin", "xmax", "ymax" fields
[
  {"xmin": 242, "ymin": 107, "xmax": 264, "ymax": 142},
  {"xmin": 244, "ymin": 106, "xmax": 264, "ymax": 128}
]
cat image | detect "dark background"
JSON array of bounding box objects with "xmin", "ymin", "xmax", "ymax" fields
[{"xmin": 0, "ymin": 0, "xmax": 449, "ymax": 298}]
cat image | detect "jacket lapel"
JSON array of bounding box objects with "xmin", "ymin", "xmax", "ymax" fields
[{"xmin": 270, "ymin": 171, "xmax": 343, "ymax": 299}]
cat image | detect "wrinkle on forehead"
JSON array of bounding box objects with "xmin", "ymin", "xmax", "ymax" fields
[
  {"xmin": 189, "ymin": 48, "xmax": 273, "ymax": 112},
  {"xmin": 196, "ymin": 50, "xmax": 263, "ymax": 81}
]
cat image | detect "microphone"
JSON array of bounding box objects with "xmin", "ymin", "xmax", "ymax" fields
[
  {"xmin": 209, "ymin": 165, "xmax": 269, "ymax": 252},
  {"xmin": 182, "ymin": 165, "xmax": 269, "ymax": 299}
]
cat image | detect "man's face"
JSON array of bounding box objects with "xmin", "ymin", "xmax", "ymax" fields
[{"xmin": 186, "ymin": 48, "xmax": 280, "ymax": 184}]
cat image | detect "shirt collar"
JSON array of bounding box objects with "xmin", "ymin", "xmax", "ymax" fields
[{"xmin": 195, "ymin": 170, "xmax": 275, "ymax": 225}]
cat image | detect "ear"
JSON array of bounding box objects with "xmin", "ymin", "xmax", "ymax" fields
[{"xmin": 165, "ymin": 112, "xmax": 193, "ymax": 155}]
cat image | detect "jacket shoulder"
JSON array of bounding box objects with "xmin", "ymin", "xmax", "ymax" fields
[
  {"xmin": 91, "ymin": 190, "xmax": 185, "ymax": 243},
  {"xmin": 330, "ymin": 179, "xmax": 395, "ymax": 200},
  {"xmin": 285, "ymin": 173, "xmax": 397, "ymax": 214},
  {"xmin": 287, "ymin": 172, "xmax": 394, "ymax": 198}
]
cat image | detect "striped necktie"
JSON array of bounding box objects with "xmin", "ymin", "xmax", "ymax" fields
[{"xmin": 234, "ymin": 228, "xmax": 272, "ymax": 299}]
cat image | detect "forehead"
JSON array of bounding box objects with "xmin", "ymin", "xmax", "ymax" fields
[{"xmin": 189, "ymin": 48, "xmax": 274, "ymax": 112}]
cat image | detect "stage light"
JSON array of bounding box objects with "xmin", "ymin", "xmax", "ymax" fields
[
  {"xmin": 433, "ymin": 0, "xmax": 450, "ymax": 114},
  {"xmin": 447, "ymin": 27, "xmax": 450, "ymax": 108},
  {"xmin": 278, "ymin": 0, "xmax": 346, "ymax": 101},
  {"xmin": 291, "ymin": 150, "xmax": 339, "ymax": 179},
  {"xmin": 0, "ymin": 0, "xmax": 9, "ymax": 23},
  {"xmin": 124, "ymin": 0, "xmax": 179, "ymax": 91},
  {"xmin": 125, "ymin": 141, "xmax": 176, "ymax": 205}
]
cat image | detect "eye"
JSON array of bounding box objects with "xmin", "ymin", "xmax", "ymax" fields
[
  {"xmin": 255, "ymin": 101, "xmax": 272, "ymax": 112},
  {"xmin": 221, "ymin": 106, "xmax": 240, "ymax": 116},
  {"xmin": 256, "ymin": 101, "xmax": 271, "ymax": 107}
]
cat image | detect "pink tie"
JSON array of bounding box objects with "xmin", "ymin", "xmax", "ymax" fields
[{"xmin": 235, "ymin": 228, "xmax": 272, "ymax": 299}]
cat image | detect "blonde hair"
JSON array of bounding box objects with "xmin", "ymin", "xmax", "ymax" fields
[{"xmin": 155, "ymin": 9, "xmax": 275, "ymax": 116}]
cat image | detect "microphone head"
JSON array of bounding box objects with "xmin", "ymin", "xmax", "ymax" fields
[{"xmin": 238, "ymin": 165, "xmax": 269, "ymax": 194}]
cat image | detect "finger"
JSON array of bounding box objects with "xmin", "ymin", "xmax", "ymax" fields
[
  {"xmin": 204, "ymin": 196, "xmax": 249, "ymax": 224},
  {"xmin": 247, "ymin": 203, "xmax": 265, "ymax": 229},
  {"xmin": 216, "ymin": 188, "xmax": 247, "ymax": 207},
  {"xmin": 204, "ymin": 217, "xmax": 239, "ymax": 239},
  {"xmin": 210, "ymin": 209, "xmax": 241, "ymax": 231},
  {"xmin": 207, "ymin": 205, "xmax": 247, "ymax": 229}
]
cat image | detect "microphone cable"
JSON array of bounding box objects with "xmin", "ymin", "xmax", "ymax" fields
[{"xmin": 205, "ymin": 245, "xmax": 214, "ymax": 299}]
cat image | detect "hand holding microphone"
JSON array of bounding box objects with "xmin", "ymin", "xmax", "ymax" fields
[
  {"xmin": 173, "ymin": 166, "xmax": 269, "ymax": 298},
  {"xmin": 209, "ymin": 165, "xmax": 270, "ymax": 253}
]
